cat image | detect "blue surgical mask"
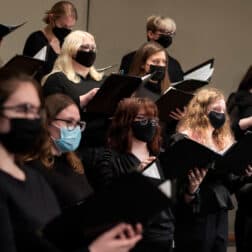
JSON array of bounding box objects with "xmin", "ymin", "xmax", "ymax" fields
[{"xmin": 53, "ymin": 126, "xmax": 82, "ymax": 153}]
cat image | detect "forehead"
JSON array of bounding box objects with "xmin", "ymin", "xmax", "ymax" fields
[
  {"xmin": 56, "ymin": 104, "xmax": 80, "ymax": 119},
  {"xmin": 4, "ymin": 82, "xmax": 40, "ymax": 107},
  {"xmin": 147, "ymin": 51, "xmax": 166, "ymax": 61},
  {"xmin": 82, "ymin": 35, "xmax": 95, "ymax": 45},
  {"xmin": 56, "ymin": 14, "xmax": 76, "ymax": 28}
]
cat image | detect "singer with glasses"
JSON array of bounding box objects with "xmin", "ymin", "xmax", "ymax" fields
[
  {"xmin": 23, "ymin": 93, "xmax": 95, "ymax": 209},
  {"xmin": 88, "ymin": 97, "xmax": 175, "ymax": 252}
]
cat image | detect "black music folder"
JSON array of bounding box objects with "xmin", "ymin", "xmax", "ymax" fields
[
  {"xmin": 1, "ymin": 54, "xmax": 45, "ymax": 76},
  {"xmin": 85, "ymin": 73, "xmax": 142, "ymax": 115},
  {"xmin": 156, "ymin": 87, "xmax": 193, "ymax": 123},
  {"xmin": 43, "ymin": 172, "xmax": 170, "ymax": 251},
  {"xmin": 171, "ymin": 79, "xmax": 208, "ymax": 93},
  {"xmin": 165, "ymin": 132, "xmax": 252, "ymax": 178},
  {"xmin": 0, "ymin": 22, "xmax": 26, "ymax": 38}
]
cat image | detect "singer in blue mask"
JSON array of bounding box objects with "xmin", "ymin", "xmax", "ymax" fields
[{"xmin": 24, "ymin": 93, "xmax": 94, "ymax": 210}]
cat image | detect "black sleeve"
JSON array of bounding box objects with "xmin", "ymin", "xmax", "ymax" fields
[
  {"xmin": 87, "ymin": 149, "xmax": 116, "ymax": 191},
  {"xmin": 0, "ymin": 194, "xmax": 17, "ymax": 252},
  {"xmin": 23, "ymin": 31, "xmax": 47, "ymax": 57},
  {"xmin": 43, "ymin": 73, "xmax": 66, "ymax": 98}
]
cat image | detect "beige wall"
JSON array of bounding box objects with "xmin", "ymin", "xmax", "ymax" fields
[{"xmin": 1, "ymin": 0, "xmax": 252, "ymax": 97}]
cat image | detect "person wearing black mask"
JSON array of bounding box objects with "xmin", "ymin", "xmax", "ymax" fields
[
  {"xmin": 119, "ymin": 15, "xmax": 183, "ymax": 83},
  {"xmin": 88, "ymin": 97, "xmax": 175, "ymax": 252},
  {"xmin": 23, "ymin": 1, "xmax": 77, "ymax": 81},
  {"xmin": 166, "ymin": 87, "xmax": 252, "ymax": 252},
  {"xmin": 42, "ymin": 30, "xmax": 107, "ymax": 176}
]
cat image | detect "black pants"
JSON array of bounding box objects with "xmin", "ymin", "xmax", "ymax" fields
[{"xmin": 132, "ymin": 240, "xmax": 173, "ymax": 252}]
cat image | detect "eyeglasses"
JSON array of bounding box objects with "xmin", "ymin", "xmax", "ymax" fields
[
  {"xmin": 156, "ymin": 30, "xmax": 176, "ymax": 37},
  {"xmin": 0, "ymin": 103, "xmax": 42, "ymax": 118},
  {"xmin": 79, "ymin": 44, "xmax": 96, "ymax": 52},
  {"xmin": 134, "ymin": 116, "xmax": 159, "ymax": 126},
  {"xmin": 54, "ymin": 118, "xmax": 86, "ymax": 131}
]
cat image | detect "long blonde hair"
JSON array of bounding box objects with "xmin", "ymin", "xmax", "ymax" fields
[
  {"xmin": 177, "ymin": 87, "xmax": 234, "ymax": 150},
  {"xmin": 42, "ymin": 30, "xmax": 103, "ymax": 85}
]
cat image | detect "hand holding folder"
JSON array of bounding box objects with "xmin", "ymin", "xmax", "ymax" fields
[
  {"xmin": 165, "ymin": 132, "xmax": 252, "ymax": 178},
  {"xmin": 43, "ymin": 172, "xmax": 170, "ymax": 251}
]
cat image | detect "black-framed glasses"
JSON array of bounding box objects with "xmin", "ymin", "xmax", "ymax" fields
[
  {"xmin": 0, "ymin": 103, "xmax": 42, "ymax": 118},
  {"xmin": 134, "ymin": 116, "xmax": 159, "ymax": 126},
  {"xmin": 79, "ymin": 44, "xmax": 96, "ymax": 52},
  {"xmin": 156, "ymin": 30, "xmax": 176, "ymax": 37},
  {"xmin": 54, "ymin": 118, "xmax": 86, "ymax": 131}
]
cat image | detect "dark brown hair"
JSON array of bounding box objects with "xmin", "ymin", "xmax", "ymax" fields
[
  {"xmin": 129, "ymin": 41, "xmax": 170, "ymax": 94},
  {"xmin": 43, "ymin": 1, "xmax": 78, "ymax": 24},
  {"xmin": 108, "ymin": 97, "xmax": 161, "ymax": 154}
]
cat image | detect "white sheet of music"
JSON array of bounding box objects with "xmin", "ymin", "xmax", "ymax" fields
[
  {"xmin": 142, "ymin": 162, "xmax": 161, "ymax": 179},
  {"xmin": 184, "ymin": 65, "xmax": 214, "ymax": 82},
  {"xmin": 159, "ymin": 180, "xmax": 172, "ymax": 198}
]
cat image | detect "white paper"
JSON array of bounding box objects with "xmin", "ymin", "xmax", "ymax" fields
[
  {"xmin": 33, "ymin": 46, "xmax": 47, "ymax": 61},
  {"xmin": 158, "ymin": 180, "xmax": 172, "ymax": 198},
  {"xmin": 142, "ymin": 162, "xmax": 161, "ymax": 179}
]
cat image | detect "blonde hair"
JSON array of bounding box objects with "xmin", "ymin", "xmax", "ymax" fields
[
  {"xmin": 43, "ymin": 1, "xmax": 77, "ymax": 24},
  {"xmin": 146, "ymin": 15, "xmax": 176, "ymax": 33},
  {"xmin": 177, "ymin": 87, "xmax": 234, "ymax": 150},
  {"xmin": 42, "ymin": 30, "xmax": 103, "ymax": 85}
]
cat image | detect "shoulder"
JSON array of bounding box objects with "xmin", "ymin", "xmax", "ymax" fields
[
  {"xmin": 45, "ymin": 72, "xmax": 69, "ymax": 85},
  {"xmin": 168, "ymin": 54, "xmax": 182, "ymax": 66},
  {"xmin": 122, "ymin": 51, "xmax": 136, "ymax": 60}
]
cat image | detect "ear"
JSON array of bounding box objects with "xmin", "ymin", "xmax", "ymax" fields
[{"xmin": 147, "ymin": 30, "xmax": 155, "ymax": 40}]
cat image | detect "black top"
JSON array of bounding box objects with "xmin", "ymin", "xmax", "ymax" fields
[
  {"xmin": 27, "ymin": 155, "xmax": 94, "ymax": 210},
  {"xmin": 119, "ymin": 50, "xmax": 184, "ymax": 83},
  {"xmin": 0, "ymin": 165, "xmax": 61, "ymax": 252},
  {"xmin": 43, "ymin": 72, "xmax": 103, "ymax": 108},
  {"xmin": 88, "ymin": 149, "xmax": 175, "ymax": 245},
  {"xmin": 23, "ymin": 31, "xmax": 58, "ymax": 81},
  {"xmin": 227, "ymin": 90, "xmax": 252, "ymax": 140}
]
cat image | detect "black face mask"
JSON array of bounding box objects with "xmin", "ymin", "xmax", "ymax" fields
[
  {"xmin": 52, "ymin": 27, "xmax": 71, "ymax": 46},
  {"xmin": 149, "ymin": 65, "xmax": 166, "ymax": 82},
  {"xmin": 155, "ymin": 34, "xmax": 173, "ymax": 48},
  {"xmin": 0, "ymin": 118, "xmax": 42, "ymax": 154},
  {"xmin": 208, "ymin": 111, "xmax": 226, "ymax": 129},
  {"xmin": 74, "ymin": 50, "xmax": 96, "ymax": 67},
  {"xmin": 131, "ymin": 120, "xmax": 157, "ymax": 143}
]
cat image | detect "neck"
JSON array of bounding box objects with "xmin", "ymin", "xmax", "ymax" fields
[
  {"xmin": 43, "ymin": 24, "xmax": 56, "ymax": 41},
  {"xmin": 72, "ymin": 60, "xmax": 90, "ymax": 78},
  {"xmin": 0, "ymin": 144, "xmax": 26, "ymax": 181},
  {"xmin": 130, "ymin": 138, "xmax": 149, "ymax": 161}
]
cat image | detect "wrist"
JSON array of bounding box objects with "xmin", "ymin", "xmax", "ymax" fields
[{"xmin": 185, "ymin": 187, "xmax": 200, "ymax": 196}]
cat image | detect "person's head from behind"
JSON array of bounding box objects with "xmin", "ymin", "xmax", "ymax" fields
[
  {"xmin": 146, "ymin": 15, "xmax": 176, "ymax": 48},
  {"xmin": 238, "ymin": 65, "xmax": 252, "ymax": 91},
  {"xmin": 109, "ymin": 97, "xmax": 161, "ymax": 154},
  {"xmin": 178, "ymin": 87, "xmax": 233, "ymax": 147},
  {"xmin": 129, "ymin": 41, "xmax": 169, "ymax": 93},
  {"xmin": 0, "ymin": 68, "xmax": 43, "ymax": 155},
  {"xmin": 45, "ymin": 93, "xmax": 85, "ymax": 154},
  {"xmin": 43, "ymin": 1, "xmax": 78, "ymax": 43}
]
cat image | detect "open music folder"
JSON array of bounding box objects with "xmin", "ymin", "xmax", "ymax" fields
[
  {"xmin": 43, "ymin": 172, "xmax": 171, "ymax": 251},
  {"xmin": 0, "ymin": 22, "xmax": 26, "ymax": 38},
  {"xmin": 1, "ymin": 54, "xmax": 45, "ymax": 76},
  {"xmin": 164, "ymin": 131, "xmax": 252, "ymax": 178}
]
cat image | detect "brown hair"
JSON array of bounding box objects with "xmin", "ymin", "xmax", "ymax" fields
[
  {"xmin": 27, "ymin": 93, "xmax": 84, "ymax": 174},
  {"xmin": 108, "ymin": 97, "xmax": 161, "ymax": 154},
  {"xmin": 43, "ymin": 1, "xmax": 78, "ymax": 24},
  {"xmin": 129, "ymin": 41, "xmax": 170, "ymax": 94}
]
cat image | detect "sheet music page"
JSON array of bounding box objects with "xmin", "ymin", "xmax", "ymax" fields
[
  {"xmin": 142, "ymin": 162, "xmax": 161, "ymax": 179},
  {"xmin": 184, "ymin": 65, "xmax": 214, "ymax": 81},
  {"xmin": 33, "ymin": 46, "xmax": 47, "ymax": 61},
  {"xmin": 159, "ymin": 180, "xmax": 172, "ymax": 198}
]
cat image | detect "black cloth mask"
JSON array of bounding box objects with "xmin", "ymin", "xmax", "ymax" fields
[
  {"xmin": 208, "ymin": 111, "xmax": 226, "ymax": 129},
  {"xmin": 74, "ymin": 50, "xmax": 96, "ymax": 67},
  {"xmin": 155, "ymin": 34, "xmax": 173, "ymax": 48},
  {"xmin": 131, "ymin": 120, "xmax": 157, "ymax": 143},
  {"xmin": 52, "ymin": 27, "xmax": 71, "ymax": 46},
  {"xmin": 0, "ymin": 118, "xmax": 42, "ymax": 154},
  {"xmin": 149, "ymin": 65, "xmax": 166, "ymax": 82}
]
